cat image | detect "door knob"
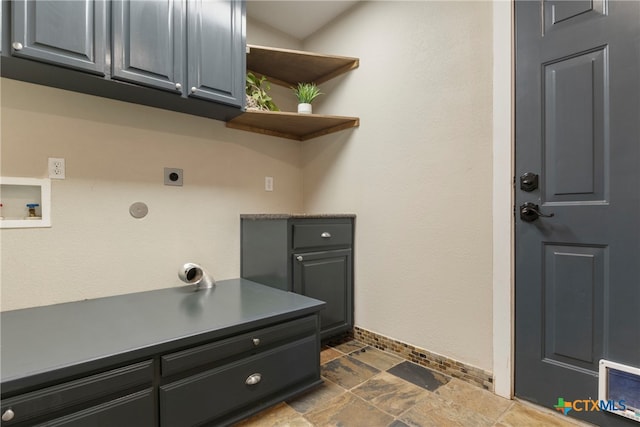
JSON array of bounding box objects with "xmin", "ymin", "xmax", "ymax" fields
[{"xmin": 520, "ymin": 202, "xmax": 554, "ymax": 222}]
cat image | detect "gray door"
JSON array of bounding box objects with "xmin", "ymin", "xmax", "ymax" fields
[
  {"xmin": 515, "ymin": 1, "xmax": 639, "ymax": 425},
  {"xmin": 112, "ymin": 0, "xmax": 184, "ymax": 93},
  {"xmin": 11, "ymin": 0, "xmax": 106, "ymax": 74},
  {"xmin": 187, "ymin": 0, "xmax": 244, "ymax": 107}
]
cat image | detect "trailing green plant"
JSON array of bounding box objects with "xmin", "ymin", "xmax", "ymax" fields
[
  {"xmin": 292, "ymin": 82, "xmax": 323, "ymax": 104},
  {"xmin": 246, "ymin": 72, "xmax": 279, "ymax": 111}
]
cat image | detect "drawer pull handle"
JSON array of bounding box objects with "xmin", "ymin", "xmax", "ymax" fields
[
  {"xmin": 321, "ymin": 232, "xmax": 332, "ymax": 238},
  {"xmin": 252, "ymin": 338, "xmax": 260, "ymax": 346},
  {"xmin": 2, "ymin": 409, "xmax": 15, "ymax": 421},
  {"xmin": 245, "ymin": 373, "xmax": 262, "ymax": 385},
  {"xmin": 296, "ymin": 256, "xmax": 303, "ymax": 262}
]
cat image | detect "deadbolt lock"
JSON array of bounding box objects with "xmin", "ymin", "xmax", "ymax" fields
[{"xmin": 520, "ymin": 173, "xmax": 539, "ymax": 192}]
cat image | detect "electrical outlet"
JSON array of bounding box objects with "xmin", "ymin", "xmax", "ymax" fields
[
  {"xmin": 265, "ymin": 176, "xmax": 274, "ymax": 192},
  {"xmin": 48, "ymin": 158, "xmax": 65, "ymax": 179},
  {"xmin": 164, "ymin": 168, "xmax": 183, "ymax": 186}
]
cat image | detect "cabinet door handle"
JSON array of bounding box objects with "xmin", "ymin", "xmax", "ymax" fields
[
  {"xmin": 190, "ymin": 87, "xmax": 197, "ymax": 93},
  {"xmin": 321, "ymin": 232, "xmax": 331, "ymax": 238},
  {"xmin": 175, "ymin": 83, "xmax": 182, "ymax": 90},
  {"xmin": 2, "ymin": 409, "xmax": 15, "ymax": 421},
  {"xmin": 12, "ymin": 42, "xmax": 23, "ymax": 51},
  {"xmin": 245, "ymin": 373, "xmax": 262, "ymax": 385},
  {"xmin": 252, "ymin": 338, "xmax": 260, "ymax": 346},
  {"xmin": 296, "ymin": 256, "xmax": 303, "ymax": 261}
]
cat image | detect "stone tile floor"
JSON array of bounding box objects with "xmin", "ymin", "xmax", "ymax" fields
[{"xmin": 235, "ymin": 338, "xmax": 591, "ymax": 427}]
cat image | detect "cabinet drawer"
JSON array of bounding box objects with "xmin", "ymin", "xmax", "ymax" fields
[
  {"xmin": 0, "ymin": 360, "xmax": 153, "ymax": 426},
  {"xmin": 161, "ymin": 316, "xmax": 317, "ymax": 377},
  {"xmin": 160, "ymin": 336, "xmax": 318, "ymax": 427},
  {"xmin": 292, "ymin": 223, "xmax": 352, "ymax": 249},
  {"xmin": 34, "ymin": 389, "xmax": 154, "ymax": 427}
]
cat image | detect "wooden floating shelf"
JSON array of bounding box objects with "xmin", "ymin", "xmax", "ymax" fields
[
  {"xmin": 246, "ymin": 44, "xmax": 359, "ymax": 87},
  {"xmin": 226, "ymin": 111, "xmax": 359, "ymax": 141},
  {"xmin": 228, "ymin": 45, "xmax": 360, "ymax": 140}
]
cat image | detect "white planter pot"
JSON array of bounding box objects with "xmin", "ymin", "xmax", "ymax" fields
[{"xmin": 297, "ymin": 103, "xmax": 312, "ymax": 114}]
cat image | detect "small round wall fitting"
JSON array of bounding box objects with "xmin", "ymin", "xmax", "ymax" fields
[{"xmin": 129, "ymin": 202, "xmax": 149, "ymax": 219}]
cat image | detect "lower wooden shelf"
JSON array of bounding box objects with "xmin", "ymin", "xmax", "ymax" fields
[{"xmin": 226, "ymin": 111, "xmax": 359, "ymax": 141}]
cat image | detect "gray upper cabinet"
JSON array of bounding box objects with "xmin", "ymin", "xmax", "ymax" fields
[
  {"xmin": 11, "ymin": 0, "xmax": 107, "ymax": 75},
  {"xmin": 112, "ymin": 0, "xmax": 244, "ymax": 106},
  {"xmin": 1, "ymin": 0, "xmax": 245, "ymax": 121},
  {"xmin": 112, "ymin": 0, "xmax": 184, "ymax": 93},
  {"xmin": 187, "ymin": 0, "xmax": 244, "ymax": 106}
]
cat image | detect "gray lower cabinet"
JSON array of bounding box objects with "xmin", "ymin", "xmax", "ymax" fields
[
  {"xmin": 10, "ymin": 0, "xmax": 107, "ymax": 74},
  {"xmin": 241, "ymin": 216, "xmax": 355, "ymax": 340},
  {"xmin": 157, "ymin": 315, "xmax": 320, "ymax": 426},
  {"xmin": 293, "ymin": 248, "xmax": 353, "ymax": 339},
  {"xmin": 0, "ymin": 282, "xmax": 323, "ymax": 427}
]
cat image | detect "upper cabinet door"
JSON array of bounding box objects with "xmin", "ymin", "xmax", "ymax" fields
[
  {"xmin": 112, "ymin": 0, "xmax": 184, "ymax": 93},
  {"xmin": 187, "ymin": 0, "xmax": 244, "ymax": 107},
  {"xmin": 11, "ymin": 0, "xmax": 107, "ymax": 75}
]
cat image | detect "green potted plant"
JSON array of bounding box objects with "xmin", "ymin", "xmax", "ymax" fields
[
  {"xmin": 246, "ymin": 72, "xmax": 279, "ymax": 111},
  {"xmin": 292, "ymin": 82, "xmax": 322, "ymax": 114}
]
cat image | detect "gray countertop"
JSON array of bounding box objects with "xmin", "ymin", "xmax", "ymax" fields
[
  {"xmin": 241, "ymin": 214, "xmax": 356, "ymax": 219},
  {"xmin": 0, "ymin": 279, "xmax": 324, "ymax": 394}
]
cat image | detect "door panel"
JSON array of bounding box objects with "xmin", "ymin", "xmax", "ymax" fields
[
  {"xmin": 187, "ymin": 0, "xmax": 244, "ymax": 107},
  {"xmin": 543, "ymin": 0, "xmax": 606, "ymax": 34},
  {"xmin": 112, "ymin": 0, "xmax": 184, "ymax": 92},
  {"xmin": 543, "ymin": 244, "xmax": 605, "ymax": 370},
  {"xmin": 11, "ymin": 0, "xmax": 106, "ymax": 74},
  {"xmin": 544, "ymin": 48, "xmax": 607, "ymax": 202},
  {"xmin": 515, "ymin": 1, "xmax": 640, "ymax": 425},
  {"xmin": 293, "ymin": 249, "xmax": 353, "ymax": 339}
]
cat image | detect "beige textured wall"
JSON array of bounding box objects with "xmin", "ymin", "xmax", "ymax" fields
[
  {"xmin": 1, "ymin": 2, "xmax": 496, "ymax": 373},
  {"xmin": 0, "ymin": 79, "xmax": 302, "ymax": 310},
  {"xmin": 247, "ymin": 16, "xmax": 302, "ymax": 50},
  {"xmin": 302, "ymin": 1, "xmax": 494, "ymax": 370},
  {"xmin": 246, "ymin": 16, "xmax": 302, "ymax": 113}
]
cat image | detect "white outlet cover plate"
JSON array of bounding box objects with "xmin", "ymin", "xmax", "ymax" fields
[{"xmin": 48, "ymin": 158, "xmax": 65, "ymax": 179}]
